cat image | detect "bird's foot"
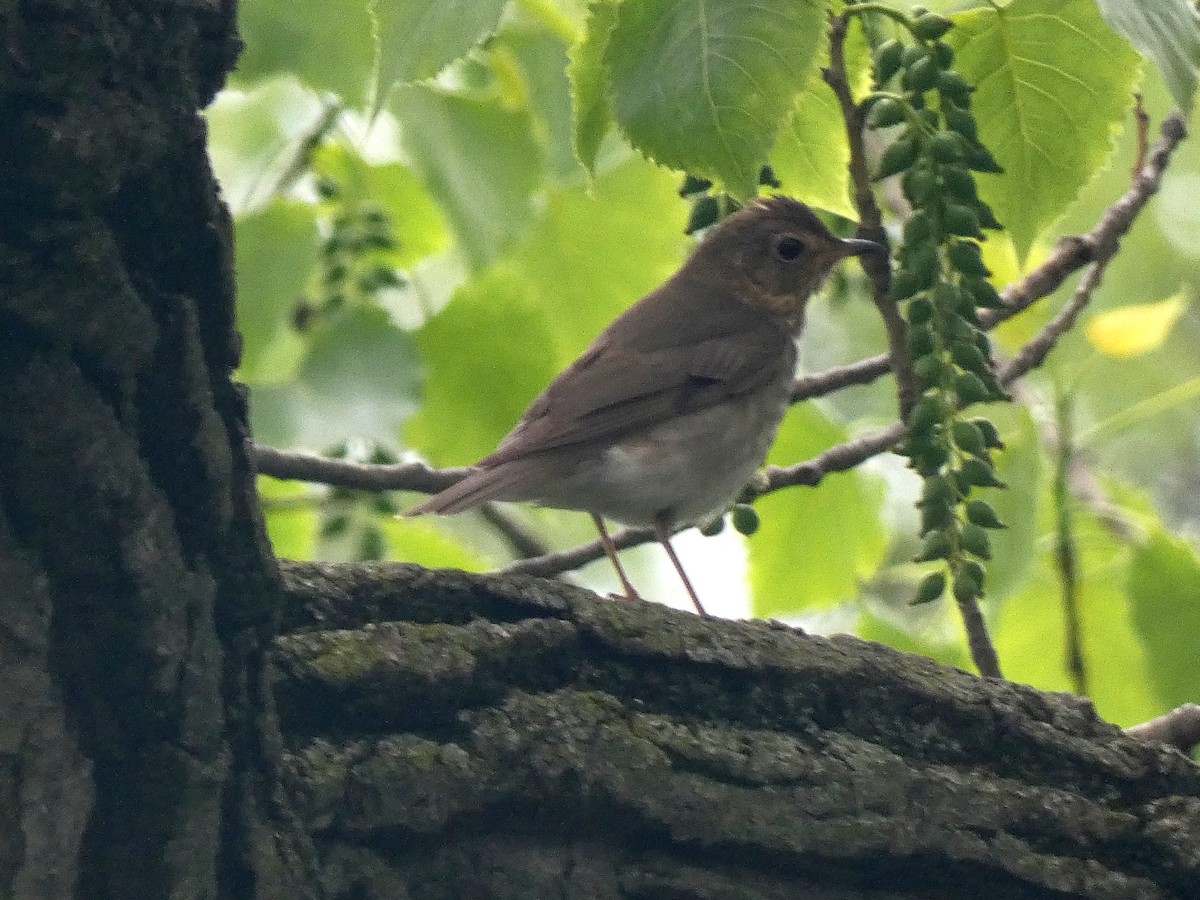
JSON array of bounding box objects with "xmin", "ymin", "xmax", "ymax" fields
[{"xmin": 606, "ymin": 590, "xmax": 644, "ymax": 603}]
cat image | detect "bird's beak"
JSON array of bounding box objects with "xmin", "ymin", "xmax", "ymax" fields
[{"xmin": 839, "ymin": 237, "xmax": 886, "ymax": 257}]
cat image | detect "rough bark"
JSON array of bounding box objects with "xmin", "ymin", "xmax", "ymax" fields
[
  {"xmin": 277, "ymin": 562, "xmax": 1200, "ymax": 900},
  {"xmin": 0, "ymin": 1, "xmax": 313, "ymax": 896}
]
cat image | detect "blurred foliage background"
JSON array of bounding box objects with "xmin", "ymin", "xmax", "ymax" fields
[{"xmin": 209, "ymin": 0, "xmax": 1200, "ymax": 728}]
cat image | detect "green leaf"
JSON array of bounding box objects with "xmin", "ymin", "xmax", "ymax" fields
[
  {"xmin": 993, "ymin": 511, "xmax": 1159, "ymax": 727},
  {"xmin": 858, "ymin": 605, "xmax": 971, "ymax": 671},
  {"xmin": 311, "ymin": 144, "xmax": 449, "ymax": 268},
  {"xmin": 982, "ymin": 407, "xmax": 1042, "ymax": 603},
  {"xmin": 771, "ymin": 68, "xmax": 856, "ymax": 220},
  {"xmin": 236, "ymin": 0, "xmax": 376, "ymax": 103},
  {"xmin": 605, "ymin": 0, "xmax": 826, "ymax": 199},
  {"xmin": 204, "ymin": 79, "xmax": 329, "ymax": 215},
  {"xmin": 373, "ymin": 0, "xmax": 509, "ymax": 105},
  {"xmin": 406, "ymin": 271, "xmax": 560, "ymax": 465},
  {"xmin": 251, "ymin": 306, "xmax": 423, "ymax": 451},
  {"xmin": 568, "ymin": 0, "xmax": 621, "ymax": 175},
  {"xmin": 948, "ymin": 0, "xmax": 1142, "ymax": 262},
  {"xmin": 380, "ymin": 516, "xmax": 488, "ymax": 571},
  {"xmin": 751, "ymin": 405, "xmax": 887, "ymax": 616},
  {"xmin": 504, "ymin": 157, "xmax": 690, "ymax": 361},
  {"xmin": 235, "ymin": 201, "xmax": 319, "ymax": 385},
  {"xmin": 493, "ymin": 21, "xmax": 581, "ymax": 182},
  {"xmin": 1128, "ymin": 526, "xmax": 1200, "ymax": 710},
  {"xmin": 391, "ymin": 85, "xmax": 544, "ymax": 270},
  {"xmin": 259, "ymin": 476, "xmax": 319, "ymax": 559},
  {"xmin": 1095, "ymin": 0, "xmax": 1200, "ymax": 115}
]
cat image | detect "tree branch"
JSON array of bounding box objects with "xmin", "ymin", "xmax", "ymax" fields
[{"xmin": 823, "ymin": 12, "xmax": 916, "ymax": 419}]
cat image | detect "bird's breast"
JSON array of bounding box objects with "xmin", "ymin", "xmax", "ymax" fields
[{"xmin": 532, "ymin": 376, "xmax": 793, "ymax": 528}]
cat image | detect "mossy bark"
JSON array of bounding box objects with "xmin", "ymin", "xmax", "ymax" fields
[{"xmin": 276, "ymin": 563, "xmax": 1200, "ymax": 900}]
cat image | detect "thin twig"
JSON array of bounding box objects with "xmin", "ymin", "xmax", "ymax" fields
[
  {"xmin": 823, "ymin": 12, "xmax": 916, "ymax": 419},
  {"xmin": 1053, "ymin": 390, "xmax": 1088, "ymax": 696},
  {"xmin": 477, "ymin": 504, "xmax": 553, "ymax": 560},
  {"xmin": 1132, "ymin": 94, "xmax": 1150, "ymax": 177},
  {"xmin": 956, "ymin": 593, "xmax": 1003, "ymax": 678},
  {"xmin": 253, "ymin": 444, "xmax": 471, "ymax": 494}
]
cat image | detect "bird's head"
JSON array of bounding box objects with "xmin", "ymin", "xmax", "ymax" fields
[{"xmin": 689, "ymin": 196, "xmax": 883, "ymax": 329}]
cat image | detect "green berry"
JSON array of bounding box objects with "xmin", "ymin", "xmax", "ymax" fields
[
  {"xmin": 908, "ymin": 296, "xmax": 935, "ymax": 325},
  {"xmin": 889, "ymin": 268, "xmax": 923, "ymax": 301},
  {"xmin": 967, "ymin": 143, "xmax": 1004, "ymax": 174},
  {"xmin": 955, "ymin": 371, "xmax": 993, "ymax": 404},
  {"xmin": 966, "ymin": 499, "xmax": 1006, "ymax": 529},
  {"xmin": 960, "ymin": 523, "xmax": 993, "ymax": 559},
  {"xmin": 964, "ymin": 277, "xmax": 1005, "ymax": 309},
  {"xmin": 944, "ymin": 105, "xmax": 978, "ymax": 141},
  {"xmin": 905, "ymin": 55, "xmax": 940, "ymax": 92},
  {"xmin": 917, "ymin": 531, "xmax": 953, "ymax": 562},
  {"xmin": 901, "ymin": 167, "xmax": 938, "ymax": 204},
  {"xmin": 913, "ymin": 12, "xmax": 954, "ymax": 40},
  {"xmin": 944, "ymin": 203, "xmax": 983, "ymax": 238},
  {"xmin": 731, "ymin": 504, "xmax": 760, "ymax": 536},
  {"xmin": 960, "ymin": 457, "xmax": 1005, "ymax": 488},
  {"xmin": 931, "ymin": 41, "xmax": 954, "ymax": 70},
  {"xmin": 877, "ymin": 136, "xmax": 921, "ymax": 179},
  {"xmin": 913, "ymin": 570, "xmax": 947, "ymax": 604},
  {"xmin": 940, "ymin": 164, "xmax": 978, "ymax": 202},
  {"xmin": 947, "ymin": 240, "xmax": 991, "ymax": 277},
  {"xmin": 937, "ymin": 70, "xmax": 973, "ymax": 103},
  {"xmin": 952, "ymin": 420, "xmax": 987, "ymax": 456},
  {"xmin": 875, "ymin": 39, "xmax": 905, "ymax": 83},
  {"xmin": 868, "ymin": 98, "xmax": 908, "ymax": 128},
  {"xmin": 930, "ymin": 130, "xmax": 965, "ymax": 163},
  {"xmin": 904, "ymin": 211, "xmax": 934, "ymax": 245},
  {"xmin": 952, "ymin": 568, "xmax": 982, "ymax": 602},
  {"xmin": 686, "ymin": 196, "xmax": 720, "ymax": 234},
  {"xmin": 969, "ymin": 417, "xmax": 1005, "ymax": 449}
]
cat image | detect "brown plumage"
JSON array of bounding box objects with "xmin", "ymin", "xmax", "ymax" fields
[{"xmin": 409, "ymin": 197, "xmax": 881, "ymax": 614}]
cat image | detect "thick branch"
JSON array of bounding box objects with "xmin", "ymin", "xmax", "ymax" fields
[{"xmin": 275, "ymin": 562, "xmax": 1200, "ymax": 900}]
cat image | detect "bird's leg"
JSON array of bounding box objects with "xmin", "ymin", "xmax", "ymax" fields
[
  {"xmin": 591, "ymin": 514, "xmax": 642, "ymax": 602},
  {"xmin": 654, "ymin": 517, "xmax": 709, "ymax": 617}
]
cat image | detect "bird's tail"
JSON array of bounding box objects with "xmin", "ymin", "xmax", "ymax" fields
[{"xmin": 406, "ymin": 463, "xmax": 532, "ymax": 517}]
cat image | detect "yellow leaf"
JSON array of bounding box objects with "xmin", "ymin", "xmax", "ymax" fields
[{"xmin": 1085, "ymin": 293, "xmax": 1188, "ymax": 359}]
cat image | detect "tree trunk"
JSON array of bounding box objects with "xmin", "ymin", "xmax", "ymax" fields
[
  {"xmin": 0, "ymin": 1, "xmax": 313, "ymax": 896},
  {"xmin": 1, "ymin": 2, "xmax": 1197, "ymax": 899}
]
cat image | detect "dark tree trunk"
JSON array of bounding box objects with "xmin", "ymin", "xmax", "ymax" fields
[
  {"xmin": 1, "ymin": 2, "xmax": 1197, "ymax": 900},
  {"xmin": 0, "ymin": 1, "xmax": 313, "ymax": 896}
]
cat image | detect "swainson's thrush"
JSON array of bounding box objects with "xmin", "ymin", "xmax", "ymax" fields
[{"xmin": 409, "ymin": 197, "xmax": 881, "ymax": 615}]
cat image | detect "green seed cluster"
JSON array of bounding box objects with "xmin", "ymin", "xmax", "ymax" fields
[
  {"xmin": 294, "ymin": 177, "xmax": 406, "ymax": 331},
  {"xmin": 699, "ymin": 503, "xmax": 761, "ymax": 538},
  {"xmin": 864, "ymin": 7, "xmax": 1009, "ymax": 607},
  {"xmin": 679, "ymin": 166, "xmax": 782, "ymax": 235},
  {"xmin": 319, "ymin": 445, "xmax": 399, "ymax": 561}
]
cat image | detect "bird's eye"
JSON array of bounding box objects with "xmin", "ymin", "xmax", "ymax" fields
[{"xmin": 774, "ymin": 235, "xmax": 806, "ymax": 261}]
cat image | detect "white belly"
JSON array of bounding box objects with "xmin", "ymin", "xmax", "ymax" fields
[{"xmin": 521, "ymin": 382, "xmax": 792, "ymax": 527}]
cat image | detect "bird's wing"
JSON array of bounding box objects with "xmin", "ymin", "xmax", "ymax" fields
[{"xmin": 480, "ymin": 278, "xmax": 795, "ymax": 467}]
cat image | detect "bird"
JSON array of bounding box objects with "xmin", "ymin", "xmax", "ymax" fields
[{"xmin": 408, "ymin": 197, "xmax": 881, "ymax": 616}]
